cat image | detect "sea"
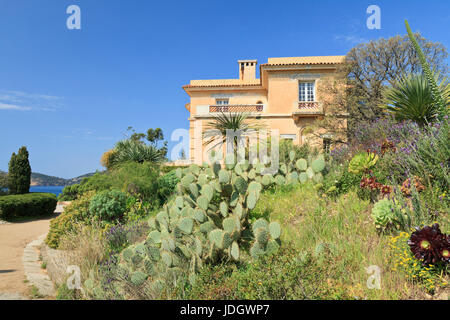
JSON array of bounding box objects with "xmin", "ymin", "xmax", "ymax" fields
[{"xmin": 29, "ymin": 186, "xmax": 65, "ymax": 196}]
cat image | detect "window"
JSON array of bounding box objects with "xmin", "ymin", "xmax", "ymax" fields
[
  {"xmin": 299, "ymin": 82, "xmax": 315, "ymax": 102},
  {"xmin": 216, "ymin": 99, "xmax": 229, "ymax": 105}
]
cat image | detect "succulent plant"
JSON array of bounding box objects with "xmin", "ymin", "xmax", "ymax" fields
[
  {"xmin": 401, "ymin": 176, "xmax": 425, "ymax": 197},
  {"xmin": 380, "ymin": 140, "xmax": 396, "ymax": 155},
  {"xmin": 348, "ymin": 152, "xmax": 378, "ymax": 175},
  {"xmin": 107, "ymin": 150, "xmax": 328, "ymax": 296},
  {"xmin": 408, "ymin": 224, "xmax": 450, "ymax": 265},
  {"xmin": 371, "ymin": 199, "xmax": 396, "ymax": 229}
]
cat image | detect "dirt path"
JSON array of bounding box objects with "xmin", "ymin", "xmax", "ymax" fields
[{"xmin": 0, "ymin": 214, "xmax": 58, "ymax": 298}]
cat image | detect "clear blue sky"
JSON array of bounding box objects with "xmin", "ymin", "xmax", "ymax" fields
[{"xmin": 1, "ymin": 0, "xmax": 449, "ymax": 178}]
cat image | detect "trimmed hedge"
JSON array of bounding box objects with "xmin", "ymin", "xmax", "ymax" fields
[{"xmin": 0, "ymin": 193, "xmax": 57, "ymax": 220}]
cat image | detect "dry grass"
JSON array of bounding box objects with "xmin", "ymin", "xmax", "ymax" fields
[
  {"xmin": 58, "ymin": 221, "xmax": 107, "ymax": 285},
  {"xmin": 252, "ymin": 183, "xmax": 444, "ymax": 299}
]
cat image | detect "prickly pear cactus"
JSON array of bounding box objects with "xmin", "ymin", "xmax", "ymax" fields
[{"xmin": 86, "ymin": 152, "xmax": 327, "ymax": 298}]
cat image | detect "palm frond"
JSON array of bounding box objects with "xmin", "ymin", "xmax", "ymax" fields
[{"xmin": 203, "ymin": 112, "xmax": 266, "ymax": 150}]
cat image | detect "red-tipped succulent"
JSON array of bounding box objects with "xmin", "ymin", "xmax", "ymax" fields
[
  {"xmin": 380, "ymin": 185, "xmax": 392, "ymax": 195},
  {"xmin": 401, "ymin": 176, "xmax": 425, "ymax": 197},
  {"xmin": 359, "ymin": 176, "xmax": 392, "ymax": 196},
  {"xmin": 408, "ymin": 224, "xmax": 450, "ymax": 265},
  {"xmin": 381, "ymin": 140, "xmax": 396, "ymax": 155}
]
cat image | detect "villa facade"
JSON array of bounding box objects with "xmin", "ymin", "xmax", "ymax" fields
[{"xmin": 183, "ymin": 56, "xmax": 346, "ymax": 164}]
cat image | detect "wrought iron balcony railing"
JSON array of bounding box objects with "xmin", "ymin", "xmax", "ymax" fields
[
  {"xmin": 293, "ymin": 102, "xmax": 323, "ymax": 116},
  {"xmin": 209, "ymin": 104, "xmax": 264, "ymax": 113}
]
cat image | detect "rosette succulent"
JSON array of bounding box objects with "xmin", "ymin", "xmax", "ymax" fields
[
  {"xmin": 348, "ymin": 152, "xmax": 379, "ymax": 175},
  {"xmin": 408, "ymin": 224, "xmax": 450, "ymax": 265},
  {"xmin": 371, "ymin": 199, "xmax": 396, "ymax": 230}
]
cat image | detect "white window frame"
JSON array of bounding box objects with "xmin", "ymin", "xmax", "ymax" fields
[
  {"xmin": 298, "ymin": 81, "xmax": 316, "ymax": 102},
  {"xmin": 215, "ymin": 98, "xmax": 229, "ymax": 105}
]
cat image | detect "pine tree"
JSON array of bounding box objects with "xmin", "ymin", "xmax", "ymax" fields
[{"xmin": 8, "ymin": 146, "xmax": 31, "ymax": 194}]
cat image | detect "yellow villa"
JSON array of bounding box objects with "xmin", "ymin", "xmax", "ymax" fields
[{"xmin": 183, "ymin": 56, "xmax": 346, "ymax": 164}]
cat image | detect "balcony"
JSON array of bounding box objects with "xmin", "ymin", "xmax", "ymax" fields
[
  {"xmin": 292, "ymin": 102, "xmax": 323, "ymax": 117},
  {"xmin": 209, "ymin": 104, "xmax": 264, "ymax": 113}
]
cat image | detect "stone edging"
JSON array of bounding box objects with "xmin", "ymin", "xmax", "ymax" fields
[{"xmin": 22, "ymin": 234, "xmax": 55, "ymax": 297}]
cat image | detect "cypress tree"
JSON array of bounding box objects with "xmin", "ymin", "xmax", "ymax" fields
[{"xmin": 8, "ymin": 146, "xmax": 31, "ymax": 194}]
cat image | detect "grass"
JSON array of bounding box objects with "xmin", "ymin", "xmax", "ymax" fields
[
  {"xmin": 250, "ymin": 183, "xmax": 430, "ymax": 299},
  {"xmin": 30, "ymin": 285, "xmax": 44, "ymax": 299},
  {"xmin": 50, "ymin": 177, "xmax": 448, "ymax": 300}
]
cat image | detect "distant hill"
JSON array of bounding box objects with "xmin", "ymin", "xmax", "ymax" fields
[
  {"xmin": 0, "ymin": 170, "xmax": 98, "ymax": 186},
  {"xmin": 64, "ymin": 172, "xmax": 97, "ymax": 186},
  {"xmin": 30, "ymin": 172, "xmax": 67, "ymax": 186},
  {"xmin": 30, "ymin": 172, "xmax": 97, "ymax": 186}
]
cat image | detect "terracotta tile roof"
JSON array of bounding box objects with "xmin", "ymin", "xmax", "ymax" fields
[
  {"xmin": 184, "ymin": 78, "xmax": 261, "ymax": 88},
  {"xmin": 264, "ymin": 55, "xmax": 345, "ymax": 66},
  {"xmin": 183, "ymin": 56, "xmax": 345, "ymax": 89}
]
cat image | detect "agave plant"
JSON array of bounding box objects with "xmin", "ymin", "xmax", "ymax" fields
[
  {"xmin": 203, "ymin": 112, "xmax": 265, "ymax": 151},
  {"xmin": 408, "ymin": 224, "xmax": 450, "ymax": 265},
  {"xmin": 383, "ymin": 73, "xmax": 448, "ymax": 126}
]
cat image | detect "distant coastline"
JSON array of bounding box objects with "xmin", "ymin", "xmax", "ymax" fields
[
  {"xmin": 29, "ymin": 172, "xmax": 97, "ymax": 186},
  {"xmin": 1, "ymin": 169, "xmax": 98, "ymax": 187}
]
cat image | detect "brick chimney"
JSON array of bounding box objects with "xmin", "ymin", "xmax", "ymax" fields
[{"xmin": 238, "ymin": 59, "xmax": 257, "ymax": 81}]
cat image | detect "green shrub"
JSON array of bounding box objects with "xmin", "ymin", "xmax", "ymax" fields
[
  {"xmin": 156, "ymin": 170, "xmax": 179, "ymax": 204},
  {"xmin": 160, "ymin": 165, "xmax": 188, "ymax": 174},
  {"xmin": 58, "ymin": 162, "xmax": 162, "ymax": 205},
  {"xmin": 46, "ymin": 192, "xmax": 94, "ymax": 249},
  {"xmin": 58, "ymin": 184, "xmax": 83, "ymax": 201},
  {"xmin": 321, "ymin": 160, "xmax": 361, "ymax": 197},
  {"xmin": 89, "ymin": 190, "xmax": 127, "ymax": 222},
  {"xmin": 0, "ymin": 193, "xmax": 57, "ymax": 220}
]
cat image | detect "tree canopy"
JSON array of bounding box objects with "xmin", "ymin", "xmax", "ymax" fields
[{"xmin": 8, "ymin": 146, "xmax": 32, "ymax": 194}]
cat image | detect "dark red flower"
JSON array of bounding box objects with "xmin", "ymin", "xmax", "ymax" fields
[
  {"xmin": 380, "ymin": 185, "xmax": 392, "ymax": 195},
  {"xmin": 408, "ymin": 224, "xmax": 450, "ymax": 265}
]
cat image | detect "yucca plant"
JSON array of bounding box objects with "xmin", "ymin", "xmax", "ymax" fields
[
  {"xmin": 110, "ymin": 139, "xmax": 165, "ymax": 166},
  {"xmin": 203, "ymin": 112, "xmax": 265, "ymax": 151},
  {"xmin": 383, "ymin": 73, "xmax": 446, "ymax": 125},
  {"xmin": 405, "ymin": 20, "xmax": 448, "ymax": 119}
]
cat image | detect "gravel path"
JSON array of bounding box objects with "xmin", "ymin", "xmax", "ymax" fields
[{"xmin": 0, "ymin": 202, "xmax": 68, "ymax": 300}]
